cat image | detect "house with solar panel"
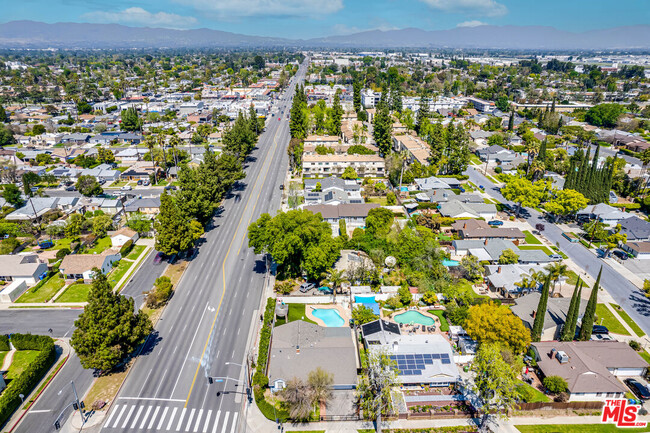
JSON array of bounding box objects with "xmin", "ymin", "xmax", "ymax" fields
[{"xmin": 361, "ymin": 320, "xmax": 460, "ymax": 387}]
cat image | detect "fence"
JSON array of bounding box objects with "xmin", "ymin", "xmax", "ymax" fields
[{"xmin": 515, "ymin": 401, "xmax": 603, "ymax": 411}]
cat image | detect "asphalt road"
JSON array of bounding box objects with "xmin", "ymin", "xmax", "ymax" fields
[
  {"xmin": 466, "ymin": 166, "xmax": 650, "ymax": 335},
  {"xmin": 0, "ymin": 309, "xmax": 81, "ymax": 338},
  {"xmin": 120, "ymin": 248, "xmax": 167, "ymax": 308},
  {"xmin": 98, "ymin": 62, "xmax": 304, "ymax": 433}
]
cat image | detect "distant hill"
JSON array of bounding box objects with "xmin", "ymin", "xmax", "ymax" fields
[{"xmin": 0, "ymin": 20, "xmax": 649, "ymax": 50}]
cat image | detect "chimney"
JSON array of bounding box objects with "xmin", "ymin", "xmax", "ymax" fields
[
  {"xmin": 463, "ymin": 222, "xmax": 467, "ymax": 229},
  {"xmin": 393, "ymin": 341, "xmax": 399, "ymax": 351},
  {"xmin": 497, "ymin": 266, "xmax": 502, "ymax": 273},
  {"xmin": 549, "ymin": 348, "xmax": 557, "ymax": 359},
  {"xmin": 484, "ymin": 239, "xmax": 488, "ymax": 246},
  {"xmin": 532, "ymin": 310, "xmax": 536, "ymax": 319}
]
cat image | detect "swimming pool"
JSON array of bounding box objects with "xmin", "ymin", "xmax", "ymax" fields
[
  {"xmin": 394, "ymin": 310, "xmax": 435, "ymax": 326},
  {"xmin": 312, "ymin": 308, "xmax": 345, "ymax": 327},
  {"xmin": 442, "ymin": 259, "xmax": 460, "ymax": 267}
]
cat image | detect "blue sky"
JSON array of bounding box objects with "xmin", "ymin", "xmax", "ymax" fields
[{"xmin": 4, "ymin": 0, "xmax": 649, "ymax": 38}]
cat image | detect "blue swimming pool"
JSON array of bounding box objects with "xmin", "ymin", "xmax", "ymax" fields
[
  {"xmin": 394, "ymin": 310, "xmax": 435, "ymax": 326},
  {"xmin": 312, "ymin": 308, "xmax": 345, "ymax": 327},
  {"xmin": 442, "ymin": 259, "xmax": 460, "ymax": 267},
  {"xmin": 355, "ymin": 295, "xmax": 376, "ymax": 303}
]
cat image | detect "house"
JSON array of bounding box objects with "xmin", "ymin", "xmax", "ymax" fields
[
  {"xmin": 267, "ymin": 320, "xmax": 358, "ymax": 392},
  {"xmin": 618, "ymin": 216, "xmax": 650, "ymax": 242},
  {"xmin": 576, "ymin": 203, "xmax": 630, "ymax": 227},
  {"xmin": 392, "ymin": 134, "xmax": 430, "ymax": 165},
  {"xmin": 362, "ymin": 321, "xmax": 460, "ymax": 387},
  {"xmin": 451, "ymin": 239, "xmax": 553, "ymax": 264},
  {"xmin": 531, "ymin": 341, "xmax": 648, "ymax": 401},
  {"xmin": 439, "ymin": 200, "xmax": 497, "ymax": 220},
  {"xmin": 414, "ymin": 177, "xmax": 452, "ymax": 191},
  {"xmin": 451, "ymin": 219, "xmax": 525, "ymax": 242},
  {"xmin": 110, "ymin": 228, "xmax": 139, "ymax": 248},
  {"xmin": 303, "ymin": 135, "xmax": 340, "ymax": 146},
  {"xmin": 302, "ymin": 154, "xmax": 385, "ymax": 178},
  {"xmin": 120, "ymin": 162, "xmax": 155, "ymax": 180},
  {"xmin": 59, "ymin": 251, "xmax": 121, "ymax": 281},
  {"xmin": 467, "ymin": 96, "xmax": 495, "ymax": 113},
  {"xmin": 0, "ymin": 254, "xmax": 48, "ymax": 285},
  {"xmin": 511, "ymin": 292, "xmax": 585, "ymax": 339},
  {"xmin": 5, "ymin": 197, "xmax": 79, "ymax": 221},
  {"xmin": 304, "ymin": 177, "xmax": 361, "ymax": 193},
  {"xmin": 60, "ymin": 133, "xmax": 91, "ymax": 145},
  {"xmin": 484, "ymin": 264, "xmax": 550, "ymax": 297},
  {"xmin": 476, "ymin": 145, "xmax": 511, "ymax": 162},
  {"xmin": 0, "ymin": 280, "xmax": 28, "ymax": 303},
  {"xmin": 80, "ymin": 167, "xmax": 120, "ymax": 183},
  {"xmin": 115, "ymin": 148, "xmax": 148, "ymax": 163},
  {"xmin": 622, "ymin": 242, "xmax": 650, "ymax": 259},
  {"xmin": 80, "ymin": 197, "xmax": 124, "ymax": 215},
  {"xmin": 124, "ymin": 197, "xmax": 161, "ymax": 215},
  {"xmin": 305, "ymin": 203, "xmax": 379, "ymax": 236}
]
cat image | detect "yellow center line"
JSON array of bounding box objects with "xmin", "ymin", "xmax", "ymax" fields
[{"xmin": 184, "ymin": 117, "xmax": 285, "ymax": 407}]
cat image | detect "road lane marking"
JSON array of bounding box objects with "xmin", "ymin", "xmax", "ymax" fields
[
  {"xmin": 166, "ymin": 407, "xmax": 177, "ymax": 430},
  {"xmin": 140, "ymin": 405, "xmax": 153, "ymax": 429},
  {"xmin": 202, "ymin": 410, "xmax": 212, "ymax": 433},
  {"xmin": 176, "ymin": 407, "xmax": 187, "ymax": 431},
  {"xmin": 119, "ymin": 397, "xmax": 185, "ymax": 402},
  {"xmin": 104, "ymin": 404, "xmax": 120, "ymax": 427},
  {"xmin": 185, "ymin": 108, "xmax": 286, "ymax": 406},
  {"xmin": 154, "ymin": 369, "xmax": 168, "ymax": 397},
  {"xmin": 28, "ymin": 409, "xmax": 51, "ymax": 413},
  {"xmin": 173, "ymin": 302, "xmax": 210, "ymax": 399},
  {"xmin": 121, "ymin": 405, "xmax": 135, "ymax": 428},
  {"xmin": 130, "ymin": 405, "xmax": 144, "ymax": 428},
  {"xmin": 139, "ymin": 369, "xmax": 153, "ymax": 395},
  {"xmin": 220, "ymin": 412, "xmax": 230, "ymax": 433},
  {"xmin": 185, "ymin": 408, "xmax": 195, "ymax": 431},
  {"xmin": 112, "ymin": 405, "xmax": 127, "ymax": 428},
  {"xmin": 193, "ymin": 409, "xmax": 203, "ymax": 432},
  {"xmin": 157, "ymin": 406, "xmax": 169, "ymax": 430},
  {"xmin": 230, "ymin": 412, "xmax": 238, "ymax": 433},
  {"xmin": 211, "ymin": 410, "xmax": 221, "ymax": 433}
]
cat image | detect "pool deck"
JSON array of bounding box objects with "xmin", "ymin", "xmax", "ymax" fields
[
  {"xmin": 384, "ymin": 308, "xmax": 444, "ymax": 335},
  {"xmin": 305, "ymin": 304, "xmax": 350, "ymax": 327}
]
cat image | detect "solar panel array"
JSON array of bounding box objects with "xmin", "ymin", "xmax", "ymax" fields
[{"xmin": 389, "ymin": 353, "xmax": 451, "ymax": 376}]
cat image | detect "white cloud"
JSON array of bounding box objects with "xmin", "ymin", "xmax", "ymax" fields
[
  {"xmin": 82, "ymin": 7, "xmax": 198, "ymax": 29},
  {"xmin": 419, "ymin": 0, "xmax": 507, "ymax": 17},
  {"xmin": 457, "ymin": 20, "xmax": 487, "ymax": 28},
  {"xmin": 173, "ymin": 0, "xmax": 343, "ymax": 18}
]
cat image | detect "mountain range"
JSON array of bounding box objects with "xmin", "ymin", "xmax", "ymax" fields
[{"xmin": 1, "ymin": 20, "xmax": 649, "ymax": 50}]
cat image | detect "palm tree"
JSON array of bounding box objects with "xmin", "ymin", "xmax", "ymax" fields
[
  {"xmin": 545, "ymin": 262, "xmax": 569, "ymax": 295},
  {"xmin": 168, "ymin": 134, "xmax": 181, "ymax": 168},
  {"xmin": 144, "ymin": 135, "xmax": 157, "ymax": 185},
  {"xmin": 322, "ymin": 268, "xmax": 347, "ymax": 303}
]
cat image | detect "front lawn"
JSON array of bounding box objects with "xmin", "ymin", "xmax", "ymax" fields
[
  {"xmin": 15, "ymin": 273, "xmax": 65, "ymax": 303},
  {"xmin": 126, "ymin": 245, "xmax": 146, "ymax": 260},
  {"xmin": 523, "ymin": 230, "xmax": 542, "ymax": 244},
  {"xmin": 610, "ymin": 304, "xmax": 645, "ymax": 337},
  {"xmin": 566, "ymin": 270, "xmax": 580, "ymax": 286},
  {"xmin": 595, "ymin": 303, "xmax": 630, "ymax": 335},
  {"xmin": 515, "ymin": 380, "xmax": 551, "ymax": 403},
  {"xmin": 55, "ymin": 283, "xmax": 92, "ymax": 303},
  {"xmin": 428, "ymin": 310, "xmax": 449, "ymax": 332},
  {"xmin": 516, "ymin": 425, "xmax": 650, "ymax": 433},
  {"xmin": 6, "ymin": 350, "xmax": 41, "ymax": 380},
  {"xmin": 518, "ymin": 245, "xmax": 553, "ymax": 255},
  {"xmin": 108, "ymin": 260, "xmax": 134, "ymax": 288},
  {"xmin": 84, "ymin": 236, "xmax": 112, "ymax": 254},
  {"xmin": 639, "ymin": 350, "xmax": 650, "ymax": 365}
]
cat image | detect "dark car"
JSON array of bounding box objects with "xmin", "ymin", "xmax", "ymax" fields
[
  {"xmin": 612, "ymin": 250, "xmax": 629, "ymax": 260},
  {"xmin": 279, "ymin": 184, "xmax": 285, "ymax": 190},
  {"xmin": 153, "ymin": 252, "xmax": 164, "ymax": 265},
  {"xmin": 65, "ymin": 185, "xmax": 76, "ymax": 191},
  {"xmin": 592, "ymin": 325, "xmax": 609, "ymax": 335},
  {"xmin": 488, "ymin": 220, "xmax": 503, "ymax": 226},
  {"xmin": 625, "ymin": 379, "xmax": 650, "ymax": 400}
]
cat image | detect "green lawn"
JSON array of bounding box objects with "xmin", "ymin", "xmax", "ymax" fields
[
  {"xmin": 126, "ymin": 245, "xmax": 146, "ymax": 260},
  {"xmin": 566, "ymin": 270, "xmax": 580, "ymax": 286},
  {"xmin": 595, "ymin": 303, "xmax": 630, "ymax": 335},
  {"xmin": 0, "ymin": 351, "xmax": 7, "ymax": 367},
  {"xmin": 523, "ymin": 230, "xmax": 542, "ymax": 244},
  {"xmin": 44, "ymin": 237, "xmax": 75, "ymax": 251},
  {"xmin": 516, "ymin": 425, "xmax": 650, "ymax": 433},
  {"xmin": 108, "ymin": 260, "xmax": 135, "ymax": 288},
  {"xmin": 15, "ymin": 273, "xmax": 65, "ymax": 303},
  {"xmin": 84, "ymin": 236, "xmax": 112, "ymax": 254},
  {"xmin": 515, "ymin": 380, "xmax": 551, "ymax": 403},
  {"xmin": 610, "ymin": 304, "xmax": 645, "ymax": 337},
  {"xmin": 6, "ymin": 350, "xmax": 41, "ymax": 380},
  {"xmin": 55, "ymin": 283, "xmax": 92, "ymax": 303},
  {"xmin": 518, "ymin": 245, "xmax": 553, "ymax": 255},
  {"xmin": 281, "ymin": 304, "xmax": 317, "ymax": 325},
  {"xmin": 639, "ymin": 350, "xmax": 650, "ymax": 365},
  {"xmin": 469, "ymin": 154, "xmax": 482, "ymax": 165},
  {"xmin": 454, "ymin": 278, "xmax": 489, "ymax": 300},
  {"xmin": 367, "ymin": 197, "xmax": 388, "ymax": 206},
  {"xmin": 428, "ymin": 310, "xmax": 449, "ymax": 332}
]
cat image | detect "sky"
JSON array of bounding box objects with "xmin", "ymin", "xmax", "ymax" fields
[{"xmin": 3, "ymin": 0, "xmax": 650, "ymax": 38}]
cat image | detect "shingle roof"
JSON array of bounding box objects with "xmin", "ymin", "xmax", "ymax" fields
[{"xmin": 305, "ymin": 203, "xmax": 379, "ymax": 219}]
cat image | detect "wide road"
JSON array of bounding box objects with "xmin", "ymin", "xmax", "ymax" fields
[
  {"xmin": 99, "ymin": 61, "xmax": 305, "ymax": 433},
  {"xmin": 0, "ymin": 309, "xmax": 81, "ymax": 338},
  {"xmin": 466, "ymin": 166, "xmax": 650, "ymax": 335}
]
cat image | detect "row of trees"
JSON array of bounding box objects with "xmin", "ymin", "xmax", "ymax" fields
[{"xmin": 564, "ymin": 145, "xmax": 615, "ymax": 204}]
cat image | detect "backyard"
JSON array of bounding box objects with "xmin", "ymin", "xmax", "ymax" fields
[
  {"xmin": 277, "ymin": 304, "xmax": 317, "ymax": 326},
  {"xmin": 55, "ymin": 283, "xmax": 92, "ymax": 303},
  {"xmin": 428, "ymin": 310, "xmax": 449, "ymax": 332},
  {"xmin": 83, "ymin": 236, "xmax": 112, "ymax": 254},
  {"xmin": 15, "ymin": 273, "xmax": 65, "ymax": 303}
]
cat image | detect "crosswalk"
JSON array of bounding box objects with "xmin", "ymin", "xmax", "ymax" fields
[{"xmin": 103, "ymin": 403, "xmax": 239, "ymax": 433}]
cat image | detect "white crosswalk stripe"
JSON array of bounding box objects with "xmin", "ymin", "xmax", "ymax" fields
[
  {"xmin": 101, "ymin": 405, "xmax": 238, "ymax": 433},
  {"xmin": 140, "ymin": 405, "xmax": 153, "ymax": 429}
]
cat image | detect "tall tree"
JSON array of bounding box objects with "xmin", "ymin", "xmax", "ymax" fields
[
  {"xmin": 352, "ymin": 80, "xmax": 362, "ymax": 113},
  {"xmin": 70, "ymin": 272, "xmax": 152, "ymax": 370},
  {"xmin": 0, "ymin": 104, "xmax": 7, "ymax": 123},
  {"xmin": 154, "ymin": 192, "xmax": 203, "ymax": 255},
  {"xmin": 415, "ymin": 94, "xmax": 429, "ymax": 135},
  {"xmin": 560, "ymin": 279, "xmax": 583, "ymax": 341},
  {"xmin": 372, "ymin": 101, "xmax": 392, "ymax": 156},
  {"xmin": 356, "ymin": 350, "xmax": 399, "ymax": 433},
  {"xmin": 578, "ymin": 267, "xmax": 602, "ymax": 341},
  {"xmin": 329, "ymin": 90, "xmax": 343, "ymax": 136},
  {"xmin": 120, "ymin": 107, "xmax": 142, "ymax": 132},
  {"xmin": 531, "ymin": 274, "xmax": 551, "ymax": 342},
  {"xmin": 144, "ymin": 135, "xmax": 158, "ymax": 185},
  {"xmin": 2, "ymin": 184, "xmax": 23, "ymax": 207}
]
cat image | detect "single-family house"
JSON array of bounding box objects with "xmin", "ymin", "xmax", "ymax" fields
[
  {"xmin": 110, "ymin": 228, "xmax": 139, "ymax": 248},
  {"xmin": 484, "ymin": 264, "xmax": 550, "ymax": 297},
  {"xmin": 439, "ymin": 200, "xmax": 497, "ymax": 220},
  {"xmin": 305, "ymin": 203, "xmax": 380, "ymax": 236},
  {"xmin": 622, "ymin": 242, "xmax": 650, "ymax": 259},
  {"xmin": 618, "ymin": 216, "xmax": 650, "ymax": 242},
  {"xmin": 451, "ymin": 219, "xmax": 525, "ymax": 242},
  {"xmin": 125, "ymin": 197, "xmax": 161, "ymax": 215},
  {"xmin": 511, "ymin": 292, "xmax": 585, "ymax": 340},
  {"xmin": 59, "ymin": 251, "xmax": 121, "ymax": 281},
  {"xmin": 451, "ymin": 239, "xmax": 552, "ymax": 264},
  {"xmin": 0, "ymin": 254, "xmax": 48, "ymax": 285},
  {"xmin": 577, "ymin": 203, "xmax": 630, "ymax": 227}
]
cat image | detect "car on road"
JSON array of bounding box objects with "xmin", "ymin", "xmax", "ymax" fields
[
  {"xmin": 121, "ymin": 185, "xmax": 132, "ymax": 191},
  {"xmin": 612, "ymin": 250, "xmax": 629, "ymax": 261},
  {"xmin": 279, "ymin": 184, "xmax": 284, "ymax": 190},
  {"xmin": 299, "ymin": 282, "xmax": 315, "ymax": 293},
  {"xmin": 153, "ymin": 252, "xmax": 164, "ymax": 265},
  {"xmin": 65, "ymin": 185, "xmax": 76, "ymax": 191},
  {"xmin": 488, "ymin": 220, "xmax": 503, "ymax": 226},
  {"xmin": 143, "ymin": 179, "xmax": 151, "ymax": 186},
  {"xmin": 30, "ymin": 186, "xmax": 39, "ymax": 193},
  {"xmin": 548, "ymin": 254, "xmax": 563, "ymax": 261},
  {"xmin": 592, "ymin": 325, "xmax": 609, "ymax": 335},
  {"xmin": 278, "ymin": 117, "xmax": 281, "ymax": 121},
  {"xmin": 164, "ymin": 185, "xmax": 177, "ymax": 191},
  {"xmin": 625, "ymin": 378, "xmax": 650, "ymax": 400}
]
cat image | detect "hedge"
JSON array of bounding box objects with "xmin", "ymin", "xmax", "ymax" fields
[
  {"xmin": 119, "ymin": 239, "xmax": 134, "ymax": 256},
  {"xmin": 611, "ymin": 202, "xmax": 641, "ymax": 209},
  {"xmin": 0, "ymin": 335, "xmax": 9, "ymax": 351},
  {"xmin": 0, "ymin": 335, "xmax": 55, "ymax": 427}
]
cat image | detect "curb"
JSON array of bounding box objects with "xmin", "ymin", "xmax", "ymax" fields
[{"xmin": 7, "ymin": 341, "xmax": 70, "ymax": 433}]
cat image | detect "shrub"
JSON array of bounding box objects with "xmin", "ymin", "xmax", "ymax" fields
[
  {"xmin": 494, "ymin": 166, "xmax": 503, "ymax": 174},
  {"xmin": 253, "ymin": 298, "xmax": 275, "ymax": 389},
  {"xmin": 274, "ymin": 280, "xmax": 294, "ymax": 295},
  {"xmin": 56, "ymin": 248, "xmax": 70, "ymax": 260},
  {"xmin": 145, "ymin": 276, "xmax": 173, "ymax": 308},
  {"xmin": 554, "ymin": 392, "xmax": 569, "ymax": 403},
  {"xmin": 0, "ymin": 335, "xmax": 55, "ymax": 427},
  {"xmin": 629, "ymin": 340, "xmax": 641, "ymax": 351},
  {"xmin": 0, "ymin": 335, "xmax": 9, "ymax": 351},
  {"xmin": 515, "ymin": 383, "xmax": 537, "ymax": 403},
  {"xmin": 119, "ymin": 239, "xmax": 134, "ymax": 256},
  {"xmin": 0, "ymin": 237, "xmax": 21, "ymax": 255},
  {"xmin": 386, "ymin": 192, "xmax": 396, "ymax": 205},
  {"xmin": 543, "ymin": 375, "xmax": 568, "ymax": 394}
]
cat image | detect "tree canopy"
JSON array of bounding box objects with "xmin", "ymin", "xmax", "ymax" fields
[{"xmin": 464, "ymin": 302, "xmax": 531, "ymax": 353}]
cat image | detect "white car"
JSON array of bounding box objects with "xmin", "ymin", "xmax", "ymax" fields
[{"xmin": 120, "ymin": 185, "xmax": 132, "ymax": 191}]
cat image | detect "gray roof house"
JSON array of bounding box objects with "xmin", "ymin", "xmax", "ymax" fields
[
  {"xmin": 577, "ymin": 203, "xmax": 630, "ymax": 227},
  {"xmin": 452, "ymin": 239, "xmax": 552, "ymax": 264},
  {"xmin": 484, "ymin": 264, "xmax": 550, "ymax": 297},
  {"xmin": 304, "ymin": 177, "xmax": 361, "ymax": 193},
  {"xmin": 6, "ymin": 197, "xmax": 79, "ymax": 221},
  {"xmin": 268, "ymin": 320, "xmax": 358, "ymax": 392},
  {"xmin": 438, "ymin": 200, "xmax": 497, "ymax": 220},
  {"xmin": 511, "ymin": 292, "xmax": 585, "ymax": 340},
  {"xmin": 618, "ymin": 216, "xmax": 650, "ymax": 242},
  {"xmin": 0, "ymin": 254, "xmax": 48, "ymax": 285}
]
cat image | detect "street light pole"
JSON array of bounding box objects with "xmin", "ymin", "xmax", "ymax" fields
[
  {"xmin": 58, "ymin": 380, "xmax": 85, "ymax": 427},
  {"xmin": 225, "ymin": 361, "xmax": 252, "ymax": 402}
]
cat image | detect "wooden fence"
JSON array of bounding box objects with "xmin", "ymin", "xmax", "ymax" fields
[{"xmin": 516, "ymin": 401, "xmax": 603, "ymax": 411}]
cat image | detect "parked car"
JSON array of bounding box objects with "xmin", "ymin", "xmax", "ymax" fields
[
  {"xmin": 164, "ymin": 185, "xmax": 177, "ymax": 191},
  {"xmin": 548, "ymin": 254, "xmax": 563, "ymax": 261},
  {"xmin": 143, "ymin": 179, "xmax": 151, "ymax": 186},
  {"xmin": 136, "ymin": 179, "xmax": 143, "ymax": 186},
  {"xmin": 488, "ymin": 220, "xmax": 503, "ymax": 226},
  {"xmin": 153, "ymin": 252, "xmax": 164, "ymax": 265},
  {"xmin": 625, "ymin": 379, "xmax": 650, "ymax": 400},
  {"xmin": 592, "ymin": 325, "xmax": 609, "ymax": 335},
  {"xmin": 299, "ymin": 282, "xmax": 315, "ymax": 293},
  {"xmin": 65, "ymin": 185, "xmax": 76, "ymax": 191},
  {"xmin": 279, "ymin": 184, "xmax": 285, "ymax": 190},
  {"xmin": 612, "ymin": 250, "xmax": 629, "ymax": 260},
  {"xmin": 121, "ymin": 185, "xmax": 132, "ymax": 191}
]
